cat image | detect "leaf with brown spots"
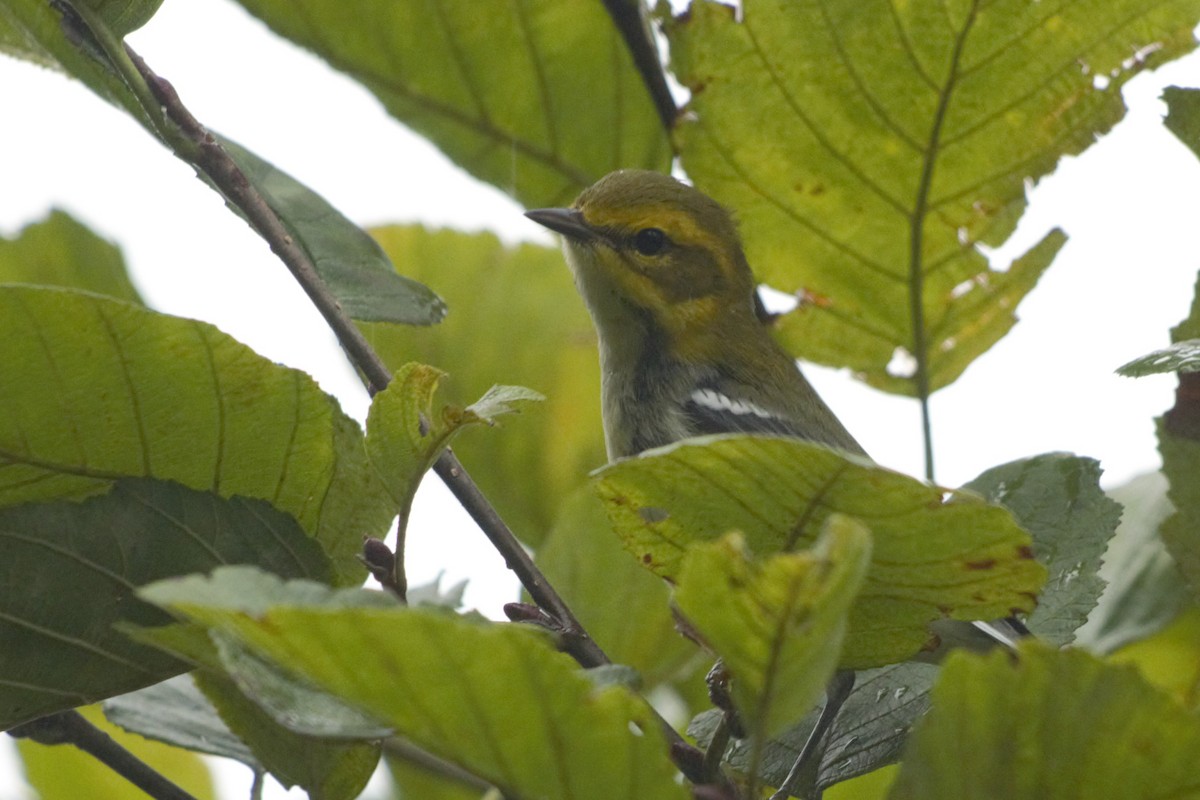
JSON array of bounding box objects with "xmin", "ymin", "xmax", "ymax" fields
[{"xmin": 594, "ymin": 434, "xmax": 1045, "ymax": 668}]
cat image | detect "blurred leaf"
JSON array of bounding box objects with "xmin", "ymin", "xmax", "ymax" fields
[
  {"xmin": 17, "ymin": 704, "xmax": 215, "ymax": 800},
  {"xmin": 887, "ymin": 644, "xmax": 1200, "ymax": 800},
  {"xmin": 1117, "ymin": 339, "xmax": 1200, "ymax": 376},
  {"xmin": 964, "ymin": 453, "xmax": 1120, "ymax": 646},
  {"xmin": 363, "ymin": 225, "xmax": 605, "ymax": 545},
  {"xmin": 0, "ymin": 285, "xmax": 395, "ymax": 581},
  {"xmin": 595, "ymin": 435, "xmax": 1045, "ymax": 667},
  {"xmin": 194, "ymin": 669, "xmax": 380, "ymax": 800},
  {"xmin": 1159, "ymin": 273, "xmax": 1200, "ymax": 601},
  {"xmin": 103, "ymin": 674, "xmax": 257, "ymax": 765},
  {"xmin": 139, "ymin": 567, "xmax": 690, "ymax": 800},
  {"xmin": 1075, "ymin": 471, "xmax": 1189, "ymax": 654},
  {"xmin": 535, "ymin": 488, "xmax": 698, "ymax": 686},
  {"xmin": 675, "ymin": 520, "xmax": 870, "ymax": 741},
  {"xmin": 0, "ymin": 210, "xmax": 143, "ymax": 302},
  {"xmin": 214, "ymin": 136, "xmax": 446, "ymax": 325},
  {"xmin": 669, "ymin": 0, "xmax": 1200, "ymax": 393},
  {"xmin": 1108, "ymin": 607, "xmax": 1200, "ymax": 708},
  {"xmin": 230, "ymin": 0, "xmax": 671, "ymax": 207},
  {"xmin": 386, "ymin": 753, "xmax": 487, "ymax": 800},
  {"xmin": 0, "ymin": 478, "xmax": 332, "ymax": 730},
  {"xmin": 1163, "ymin": 84, "xmax": 1200, "ymax": 159}
]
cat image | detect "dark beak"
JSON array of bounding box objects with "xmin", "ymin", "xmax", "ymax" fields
[{"xmin": 524, "ymin": 208, "xmax": 597, "ymax": 242}]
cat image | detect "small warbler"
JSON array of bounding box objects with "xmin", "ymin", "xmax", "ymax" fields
[
  {"xmin": 525, "ymin": 169, "xmax": 863, "ymax": 462},
  {"xmin": 526, "ymin": 171, "xmax": 1024, "ymax": 782}
]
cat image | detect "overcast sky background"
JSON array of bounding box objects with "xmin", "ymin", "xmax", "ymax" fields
[{"xmin": 3, "ymin": 3, "xmax": 1200, "ymax": 797}]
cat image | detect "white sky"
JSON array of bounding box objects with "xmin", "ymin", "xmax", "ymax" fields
[{"xmin": 2, "ymin": 3, "xmax": 1200, "ymax": 797}]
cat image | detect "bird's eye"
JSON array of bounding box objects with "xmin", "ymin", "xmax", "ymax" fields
[{"xmin": 632, "ymin": 227, "xmax": 668, "ymax": 256}]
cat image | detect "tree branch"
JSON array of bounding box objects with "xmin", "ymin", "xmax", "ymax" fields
[
  {"xmin": 65, "ymin": 6, "xmax": 704, "ymax": 781},
  {"xmin": 600, "ymin": 0, "xmax": 677, "ymax": 131},
  {"xmin": 9, "ymin": 711, "xmax": 199, "ymax": 800}
]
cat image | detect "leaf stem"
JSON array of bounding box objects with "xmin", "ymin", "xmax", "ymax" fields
[
  {"xmin": 8, "ymin": 711, "xmax": 199, "ymax": 800},
  {"xmin": 909, "ymin": 4, "xmax": 981, "ymax": 483},
  {"xmin": 600, "ymin": 0, "xmax": 676, "ymax": 131}
]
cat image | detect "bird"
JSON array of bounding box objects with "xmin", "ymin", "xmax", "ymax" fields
[
  {"xmin": 525, "ymin": 170, "xmax": 1028, "ymax": 794},
  {"xmin": 524, "ymin": 169, "xmax": 863, "ymax": 462},
  {"xmin": 525, "ymin": 168, "xmax": 870, "ymax": 792}
]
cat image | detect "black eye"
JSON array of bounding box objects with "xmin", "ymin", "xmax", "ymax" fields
[{"xmin": 632, "ymin": 227, "xmax": 668, "ymax": 256}]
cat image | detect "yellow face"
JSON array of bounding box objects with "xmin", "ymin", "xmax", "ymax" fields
[{"xmin": 564, "ymin": 170, "xmax": 755, "ymax": 338}]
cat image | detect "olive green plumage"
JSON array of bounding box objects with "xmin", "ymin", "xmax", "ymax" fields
[{"xmin": 527, "ymin": 169, "xmax": 863, "ymax": 461}]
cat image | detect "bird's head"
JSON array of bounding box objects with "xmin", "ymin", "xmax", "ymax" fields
[{"xmin": 526, "ymin": 170, "xmax": 758, "ymax": 350}]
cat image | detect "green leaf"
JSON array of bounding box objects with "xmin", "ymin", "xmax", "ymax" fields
[
  {"xmin": 194, "ymin": 669, "xmax": 380, "ymax": 800},
  {"xmin": 669, "ymin": 0, "xmax": 1200, "ymax": 393},
  {"xmin": 963, "ymin": 453, "xmax": 1120, "ymax": 646},
  {"xmin": 535, "ymin": 488, "xmax": 699, "ymax": 686},
  {"xmin": 102, "ymin": 674, "xmax": 258, "ymax": 766},
  {"xmin": 17, "ymin": 704, "xmax": 216, "ymax": 800},
  {"xmin": 1157, "ymin": 273, "xmax": 1200, "ymax": 602},
  {"xmin": 595, "ymin": 435, "xmax": 1045, "ymax": 667},
  {"xmin": 213, "ymin": 136, "xmax": 446, "ymax": 326},
  {"xmin": 138, "ymin": 568, "xmax": 690, "ymax": 800},
  {"xmin": 366, "ymin": 363, "xmax": 541, "ymax": 521},
  {"xmin": 1163, "ymin": 85, "xmax": 1200, "ymax": 160},
  {"xmin": 230, "ymin": 0, "xmax": 671, "ymax": 207},
  {"xmin": 362, "ymin": 225, "xmax": 606, "ymax": 545},
  {"xmin": 0, "ymin": 210, "xmax": 143, "ymax": 303},
  {"xmin": 1075, "ymin": 472, "xmax": 1188, "ymax": 653},
  {"xmin": 887, "ymin": 644, "xmax": 1200, "ymax": 800},
  {"xmin": 675, "ymin": 519, "xmax": 870, "ymax": 742},
  {"xmin": 0, "ymin": 478, "xmax": 332, "ymax": 730},
  {"xmin": 0, "ymin": 285, "xmax": 395, "ymax": 580},
  {"xmin": 1116, "ymin": 339, "xmax": 1200, "ymax": 376}
]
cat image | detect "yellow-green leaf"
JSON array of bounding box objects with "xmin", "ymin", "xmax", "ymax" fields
[
  {"xmin": 888, "ymin": 644, "xmax": 1200, "ymax": 800},
  {"xmin": 0, "ymin": 210, "xmax": 143, "ymax": 303},
  {"xmin": 0, "ymin": 285, "xmax": 394, "ymax": 581},
  {"xmin": 595, "ymin": 435, "xmax": 1045, "ymax": 667},
  {"xmin": 231, "ymin": 0, "xmax": 671, "ymax": 207},
  {"xmin": 669, "ymin": 0, "xmax": 1200, "ymax": 393},
  {"xmin": 139, "ymin": 567, "xmax": 690, "ymax": 800},
  {"xmin": 675, "ymin": 518, "xmax": 871, "ymax": 741}
]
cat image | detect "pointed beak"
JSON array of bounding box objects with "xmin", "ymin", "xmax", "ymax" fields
[{"xmin": 524, "ymin": 208, "xmax": 597, "ymax": 242}]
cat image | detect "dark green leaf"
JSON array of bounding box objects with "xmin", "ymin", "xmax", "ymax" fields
[
  {"xmin": 214, "ymin": 136, "xmax": 446, "ymax": 326},
  {"xmin": 964, "ymin": 453, "xmax": 1120, "ymax": 646},
  {"xmin": 0, "ymin": 478, "xmax": 331, "ymax": 730}
]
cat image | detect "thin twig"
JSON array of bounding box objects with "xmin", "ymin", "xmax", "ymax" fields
[
  {"xmin": 600, "ymin": 0, "xmax": 677, "ymax": 131},
  {"xmin": 9, "ymin": 711, "xmax": 199, "ymax": 800}
]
